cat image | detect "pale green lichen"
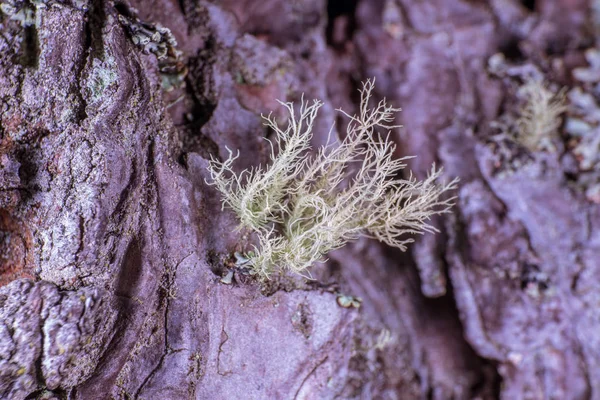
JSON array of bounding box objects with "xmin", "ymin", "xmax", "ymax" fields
[
  {"xmin": 207, "ymin": 80, "xmax": 458, "ymax": 279},
  {"xmin": 515, "ymin": 79, "xmax": 566, "ymax": 152},
  {"xmin": 86, "ymin": 56, "xmax": 118, "ymax": 102},
  {"xmin": 488, "ymin": 48, "xmax": 600, "ymax": 202},
  {"xmin": 487, "ymin": 54, "xmax": 567, "ymax": 157}
]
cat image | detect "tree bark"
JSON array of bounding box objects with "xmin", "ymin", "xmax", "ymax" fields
[{"xmin": 0, "ymin": 0, "xmax": 595, "ymax": 398}]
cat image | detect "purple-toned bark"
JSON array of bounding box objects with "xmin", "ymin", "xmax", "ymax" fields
[{"xmin": 0, "ymin": 0, "xmax": 595, "ymax": 398}]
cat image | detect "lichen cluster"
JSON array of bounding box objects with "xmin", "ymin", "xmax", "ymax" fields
[
  {"xmin": 558, "ymin": 50, "xmax": 600, "ymax": 201},
  {"xmin": 207, "ymin": 81, "xmax": 457, "ymax": 279},
  {"xmin": 117, "ymin": 9, "xmax": 187, "ymax": 91}
]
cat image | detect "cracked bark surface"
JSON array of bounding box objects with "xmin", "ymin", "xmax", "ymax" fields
[{"xmin": 0, "ymin": 0, "xmax": 597, "ymax": 398}]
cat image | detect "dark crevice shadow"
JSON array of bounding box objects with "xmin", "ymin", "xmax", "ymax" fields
[
  {"xmin": 383, "ymin": 243, "xmax": 503, "ymax": 398},
  {"xmin": 326, "ymin": 0, "xmax": 359, "ymax": 48},
  {"xmin": 21, "ymin": 24, "xmax": 39, "ymax": 68},
  {"xmin": 521, "ymin": 0, "xmax": 535, "ymax": 12}
]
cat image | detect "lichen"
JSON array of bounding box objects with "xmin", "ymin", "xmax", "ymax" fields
[
  {"xmin": 488, "ymin": 48, "xmax": 600, "ymax": 203},
  {"xmin": 488, "ymin": 53, "xmax": 566, "ymax": 153},
  {"xmin": 515, "ymin": 80, "xmax": 566, "ymax": 152},
  {"xmin": 0, "ymin": 0, "xmax": 37, "ymax": 27},
  {"xmin": 565, "ymin": 48, "xmax": 600, "ymax": 203},
  {"xmin": 86, "ymin": 56, "xmax": 118, "ymax": 102},
  {"xmin": 117, "ymin": 9, "xmax": 187, "ymax": 92},
  {"xmin": 207, "ymin": 80, "xmax": 457, "ymax": 279},
  {"xmin": 229, "ymin": 33, "xmax": 291, "ymax": 87}
]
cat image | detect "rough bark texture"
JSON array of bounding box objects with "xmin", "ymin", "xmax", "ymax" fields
[{"xmin": 0, "ymin": 0, "xmax": 597, "ymax": 398}]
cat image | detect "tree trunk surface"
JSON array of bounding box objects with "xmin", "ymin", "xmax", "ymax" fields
[{"xmin": 0, "ymin": 0, "xmax": 596, "ymax": 399}]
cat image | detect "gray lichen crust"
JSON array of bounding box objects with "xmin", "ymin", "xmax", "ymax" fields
[{"xmin": 0, "ymin": 280, "xmax": 115, "ymax": 398}]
